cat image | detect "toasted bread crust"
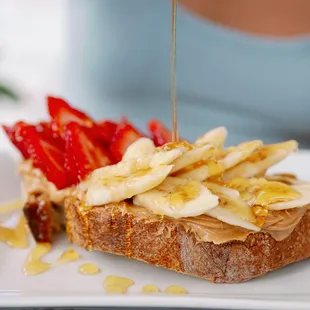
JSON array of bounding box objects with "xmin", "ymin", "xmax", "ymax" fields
[{"xmin": 65, "ymin": 199, "xmax": 310, "ymax": 283}]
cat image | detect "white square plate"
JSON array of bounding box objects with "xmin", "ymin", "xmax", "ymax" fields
[{"xmin": 1, "ymin": 149, "xmax": 310, "ymax": 309}]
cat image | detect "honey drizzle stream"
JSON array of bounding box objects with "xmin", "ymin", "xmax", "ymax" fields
[
  {"xmin": 171, "ymin": 0, "xmax": 178, "ymax": 142},
  {"xmin": 125, "ymin": 213, "xmax": 133, "ymax": 258}
]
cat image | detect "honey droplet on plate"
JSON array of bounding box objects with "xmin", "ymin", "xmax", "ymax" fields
[
  {"xmin": 0, "ymin": 216, "xmax": 28, "ymax": 249},
  {"xmin": 142, "ymin": 284, "xmax": 160, "ymax": 294},
  {"xmin": 23, "ymin": 243, "xmax": 52, "ymax": 276},
  {"xmin": 105, "ymin": 285, "xmax": 127, "ymax": 294},
  {"xmin": 55, "ymin": 247, "xmax": 80, "ymax": 265},
  {"xmin": 164, "ymin": 285, "xmax": 187, "ymax": 295},
  {"xmin": 0, "ymin": 200, "xmax": 23, "ymax": 215},
  {"xmin": 103, "ymin": 276, "xmax": 135, "ymax": 294},
  {"xmin": 79, "ymin": 263, "xmax": 99, "ymax": 275}
]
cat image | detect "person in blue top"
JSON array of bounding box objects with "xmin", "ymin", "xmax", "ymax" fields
[{"xmin": 65, "ymin": 0, "xmax": 310, "ymax": 148}]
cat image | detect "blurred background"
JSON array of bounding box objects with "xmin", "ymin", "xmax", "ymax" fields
[
  {"xmin": 1, "ymin": 0, "xmax": 310, "ymax": 150},
  {"xmin": 0, "ymin": 0, "xmax": 66, "ymax": 151},
  {"xmin": 0, "ymin": 0, "xmax": 66, "ymax": 116}
]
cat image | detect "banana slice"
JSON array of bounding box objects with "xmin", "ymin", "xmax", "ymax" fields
[
  {"xmin": 158, "ymin": 141, "xmax": 192, "ymax": 152},
  {"xmin": 150, "ymin": 148, "xmax": 184, "ymax": 168},
  {"xmin": 176, "ymin": 140, "xmax": 262, "ymax": 181},
  {"xmin": 133, "ymin": 177, "xmax": 219, "ymax": 219},
  {"xmin": 171, "ymin": 143, "xmax": 214, "ymax": 174},
  {"xmin": 225, "ymin": 177, "xmax": 301, "ymax": 206},
  {"xmin": 207, "ymin": 207, "xmax": 260, "ymax": 231},
  {"xmin": 195, "ymin": 127, "xmax": 227, "ymax": 148},
  {"xmin": 223, "ymin": 140, "xmax": 298, "ymax": 180},
  {"xmin": 83, "ymin": 141, "xmax": 187, "ymax": 205},
  {"xmin": 205, "ymin": 182, "xmax": 260, "ymax": 231},
  {"xmin": 86, "ymin": 165, "xmax": 173, "ymax": 206},
  {"xmin": 122, "ymin": 137, "xmax": 156, "ymax": 161},
  {"xmin": 265, "ymin": 173, "xmax": 304, "ymax": 186},
  {"xmin": 124, "ymin": 139, "xmax": 184, "ymax": 169},
  {"xmin": 268, "ymin": 185, "xmax": 310, "ymax": 210},
  {"xmin": 85, "ymin": 160, "xmax": 138, "ymax": 183},
  {"xmin": 89, "ymin": 144, "xmax": 184, "ymax": 182}
]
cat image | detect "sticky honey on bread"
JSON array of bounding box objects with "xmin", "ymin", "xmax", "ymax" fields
[
  {"xmin": 4, "ymin": 96, "xmax": 310, "ymax": 283},
  {"xmin": 64, "ymin": 199, "xmax": 310, "ymax": 284}
]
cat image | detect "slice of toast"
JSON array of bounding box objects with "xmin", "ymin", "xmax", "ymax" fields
[
  {"xmin": 64, "ymin": 197, "xmax": 310, "ymax": 283},
  {"xmin": 20, "ymin": 174, "xmax": 310, "ymax": 283}
]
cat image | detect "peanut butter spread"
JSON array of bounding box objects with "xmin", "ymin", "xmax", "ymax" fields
[
  {"xmin": 112, "ymin": 202, "xmax": 308, "ymax": 244},
  {"xmin": 183, "ymin": 207, "xmax": 308, "ymax": 244}
]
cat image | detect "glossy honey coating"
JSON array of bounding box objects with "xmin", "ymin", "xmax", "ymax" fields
[
  {"xmin": 82, "ymin": 130, "xmax": 309, "ymax": 231},
  {"xmin": 166, "ymin": 181, "xmax": 200, "ymax": 207},
  {"xmin": 224, "ymin": 177, "xmax": 301, "ymax": 206}
]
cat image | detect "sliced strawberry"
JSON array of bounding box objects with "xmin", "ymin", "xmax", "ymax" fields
[
  {"xmin": 35, "ymin": 121, "xmax": 64, "ymax": 148},
  {"xmin": 64, "ymin": 127, "xmax": 79, "ymax": 185},
  {"xmin": 79, "ymin": 121, "xmax": 118, "ymax": 148},
  {"xmin": 36, "ymin": 121, "xmax": 55, "ymax": 137},
  {"xmin": 64, "ymin": 122, "xmax": 112, "ymax": 183},
  {"xmin": 148, "ymin": 119, "xmax": 172, "ymax": 146},
  {"xmin": 2, "ymin": 121, "xmax": 32, "ymax": 159},
  {"xmin": 96, "ymin": 120, "xmax": 118, "ymax": 145},
  {"xmin": 18, "ymin": 125, "xmax": 69, "ymax": 189},
  {"xmin": 47, "ymin": 96, "xmax": 94, "ymax": 131},
  {"xmin": 110, "ymin": 118, "xmax": 143, "ymax": 162}
]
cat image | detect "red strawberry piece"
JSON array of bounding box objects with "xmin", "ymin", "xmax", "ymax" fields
[
  {"xmin": 36, "ymin": 121, "xmax": 55, "ymax": 137},
  {"xmin": 47, "ymin": 96, "xmax": 94, "ymax": 131},
  {"xmin": 35, "ymin": 121, "xmax": 64, "ymax": 148},
  {"xmin": 64, "ymin": 122, "xmax": 112, "ymax": 183},
  {"xmin": 96, "ymin": 120, "xmax": 118, "ymax": 145},
  {"xmin": 110, "ymin": 118, "xmax": 143, "ymax": 162},
  {"xmin": 64, "ymin": 127, "xmax": 79, "ymax": 185},
  {"xmin": 148, "ymin": 119, "xmax": 172, "ymax": 146},
  {"xmin": 18, "ymin": 125, "xmax": 69, "ymax": 189},
  {"xmin": 2, "ymin": 121, "xmax": 32, "ymax": 159}
]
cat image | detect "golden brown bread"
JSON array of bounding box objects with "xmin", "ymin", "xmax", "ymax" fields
[{"xmin": 64, "ymin": 198, "xmax": 310, "ymax": 283}]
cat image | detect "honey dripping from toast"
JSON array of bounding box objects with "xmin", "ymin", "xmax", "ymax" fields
[
  {"xmin": 171, "ymin": 0, "xmax": 178, "ymax": 142},
  {"xmin": 76, "ymin": 204, "xmax": 92, "ymax": 250},
  {"xmin": 110, "ymin": 207, "xmax": 118, "ymax": 231},
  {"xmin": 125, "ymin": 213, "xmax": 133, "ymax": 258}
]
